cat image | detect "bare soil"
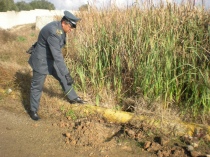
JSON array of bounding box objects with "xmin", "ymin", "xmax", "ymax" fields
[
  {"xmin": 0, "ymin": 99, "xmax": 209, "ymax": 157},
  {"xmin": 0, "ymin": 107, "xmax": 152, "ymax": 157}
]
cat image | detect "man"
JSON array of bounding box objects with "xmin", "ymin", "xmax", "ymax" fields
[{"xmin": 28, "ymin": 11, "xmax": 86, "ymax": 121}]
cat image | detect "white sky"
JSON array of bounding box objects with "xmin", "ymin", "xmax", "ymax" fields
[{"xmin": 14, "ymin": 0, "xmax": 210, "ymax": 10}]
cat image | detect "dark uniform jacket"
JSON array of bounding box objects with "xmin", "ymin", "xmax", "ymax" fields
[{"xmin": 29, "ymin": 21, "xmax": 68, "ymax": 76}]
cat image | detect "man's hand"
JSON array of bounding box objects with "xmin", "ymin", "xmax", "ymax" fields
[{"xmin": 65, "ymin": 73, "xmax": 74, "ymax": 86}]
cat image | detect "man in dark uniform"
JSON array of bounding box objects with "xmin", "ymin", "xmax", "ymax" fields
[{"xmin": 28, "ymin": 11, "xmax": 86, "ymax": 121}]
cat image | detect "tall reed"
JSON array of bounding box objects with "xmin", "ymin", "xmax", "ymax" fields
[{"xmin": 67, "ymin": 3, "xmax": 210, "ymax": 115}]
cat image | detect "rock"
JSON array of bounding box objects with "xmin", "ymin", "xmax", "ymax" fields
[
  {"xmin": 59, "ymin": 120, "xmax": 65, "ymax": 128},
  {"xmin": 67, "ymin": 116, "xmax": 71, "ymax": 120},
  {"xmin": 191, "ymin": 142, "xmax": 198, "ymax": 148},
  {"xmin": 187, "ymin": 145, "xmax": 194, "ymax": 152},
  {"xmin": 88, "ymin": 152, "xmax": 94, "ymax": 156},
  {"xmin": 65, "ymin": 137, "xmax": 70, "ymax": 144},
  {"xmin": 65, "ymin": 140, "xmax": 70, "ymax": 144},
  {"xmin": 190, "ymin": 151, "xmax": 201, "ymax": 157},
  {"xmin": 157, "ymin": 150, "xmax": 163, "ymax": 157},
  {"xmin": 147, "ymin": 142, "xmax": 162, "ymax": 152},
  {"xmin": 52, "ymin": 123, "xmax": 57, "ymax": 127},
  {"xmin": 135, "ymin": 131, "xmax": 144, "ymax": 141},
  {"xmin": 121, "ymin": 145, "xmax": 132, "ymax": 152},
  {"xmin": 71, "ymin": 139, "xmax": 76, "ymax": 145},
  {"xmin": 160, "ymin": 136, "xmax": 169, "ymax": 146},
  {"xmin": 162, "ymin": 150, "xmax": 171, "ymax": 157},
  {"xmin": 65, "ymin": 132, "xmax": 71, "ymax": 138},
  {"xmin": 174, "ymin": 150, "xmax": 185, "ymax": 156},
  {"xmin": 125, "ymin": 129, "xmax": 135, "ymax": 138},
  {"xmin": 144, "ymin": 141, "xmax": 151, "ymax": 149},
  {"xmin": 7, "ymin": 88, "xmax": 12, "ymax": 94}
]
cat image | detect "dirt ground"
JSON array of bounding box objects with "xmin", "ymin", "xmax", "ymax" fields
[
  {"xmin": 0, "ymin": 98, "xmax": 209, "ymax": 157},
  {"xmin": 0, "ymin": 106, "xmax": 153, "ymax": 157}
]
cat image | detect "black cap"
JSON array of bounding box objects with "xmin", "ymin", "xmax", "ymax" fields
[{"xmin": 63, "ymin": 11, "xmax": 81, "ymax": 28}]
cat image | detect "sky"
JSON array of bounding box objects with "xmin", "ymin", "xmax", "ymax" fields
[{"xmin": 14, "ymin": 0, "xmax": 210, "ymax": 10}]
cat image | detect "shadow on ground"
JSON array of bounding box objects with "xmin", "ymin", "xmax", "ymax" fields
[{"xmin": 14, "ymin": 69, "xmax": 65, "ymax": 112}]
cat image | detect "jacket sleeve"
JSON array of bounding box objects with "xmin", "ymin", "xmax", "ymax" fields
[{"xmin": 47, "ymin": 34, "xmax": 69, "ymax": 76}]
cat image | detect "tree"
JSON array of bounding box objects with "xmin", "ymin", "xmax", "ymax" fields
[
  {"xmin": 0, "ymin": 0, "xmax": 18, "ymax": 12},
  {"xmin": 29, "ymin": 0, "xmax": 55, "ymax": 10},
  {"xmin": 16, "ymin": 1, "xmax": 32, "ymax": 11},
  {"xmin": 0, "ymin": 0, "xmax": 55, "ymax": 12}
]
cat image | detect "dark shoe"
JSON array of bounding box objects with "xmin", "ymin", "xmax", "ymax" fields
[
  {"xmin": 29, "ymin": 111, "xmax": 40, "ymax": 121},
  {"xmin": 69, "ymin": 97, "xmax": 87, "ymax": 104}
]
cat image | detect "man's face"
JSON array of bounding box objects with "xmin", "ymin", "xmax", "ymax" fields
[{"xmin": 62, "ymin": 21, "xmax": 74, "ymax": 33}]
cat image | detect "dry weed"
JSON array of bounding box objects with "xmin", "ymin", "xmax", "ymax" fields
[{"xmin": 0, "ymin": 29, "xmax": 17, "ymax": 44}]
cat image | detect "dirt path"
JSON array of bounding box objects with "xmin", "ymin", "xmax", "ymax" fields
[
  {"xmin": 0, "ymin": 108, "xmax": 154, "ymax": 157},
  {"xmin": 0, "ymin": 109, "xmax": 78, "ymax": 157}
]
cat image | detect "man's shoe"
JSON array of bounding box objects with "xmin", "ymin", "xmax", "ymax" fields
[
  {"xmin": 69, "ymin": 97, "xmax": 87, "ymax": 104},
  {"xmin": 29, "ymin": 111, "xmax": 40, "ymax": 121}
]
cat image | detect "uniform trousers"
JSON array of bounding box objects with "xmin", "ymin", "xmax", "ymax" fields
[{"xmin": 30, "ymin": 65, "xmax": 78, "ymax": 112}]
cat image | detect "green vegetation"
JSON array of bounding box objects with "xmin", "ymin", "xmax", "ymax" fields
[
  {"xmin": 17, "ymin": 36, "xmax": 27, "ymax": 42},
  {"xmin": 15, "ymin": 1, "xmax": 33, "ymax": 11},
  {"xmin": 66, "ymin": 109, "xmax": 77, "ymax": 120},
  {"xmin": 29, "ymin": 0, "xmax": 55, "ymax": 10},
  {"xmin": 68, "ymin": 4, "xmax": 210, "ymax": 116},
  {"xmin": 0, "ymin": 0, "xmax": 55, "ymax": 12},
  {"xmin": 0, "ymin": 0, "xmax": 18, "ymax": 12}
]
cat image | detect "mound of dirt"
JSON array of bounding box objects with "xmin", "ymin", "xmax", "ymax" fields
[{"xmin": 63, "ymin": 118, "xmax": 119, "ymax": 148}]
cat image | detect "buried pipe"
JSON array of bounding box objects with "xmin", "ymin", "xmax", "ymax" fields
[{"xmin": 70, "ymin": 104, "xmax": 210, "ymax": 141}]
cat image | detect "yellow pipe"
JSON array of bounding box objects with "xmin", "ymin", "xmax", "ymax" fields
[{"xmin": 70, "ymin": 104, "xmax": 210, "ymax": 141}]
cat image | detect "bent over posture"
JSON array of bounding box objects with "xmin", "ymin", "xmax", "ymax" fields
[{"xmin": 28, "ymin": 11, "xmax": 86, "ymax": 121}]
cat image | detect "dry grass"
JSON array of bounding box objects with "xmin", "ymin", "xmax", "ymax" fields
[
  {"xmin": 0, "ymin": 24, "xmax": 38, "ymax": 64},
  {"xmin": 0, "ymin": 28, "xmax": 17, "ymax": 44}
]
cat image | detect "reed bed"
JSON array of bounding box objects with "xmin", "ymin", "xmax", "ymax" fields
[{"xmin": 66, "ymin": 3, "xmax": 210, "ymax": 116}]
